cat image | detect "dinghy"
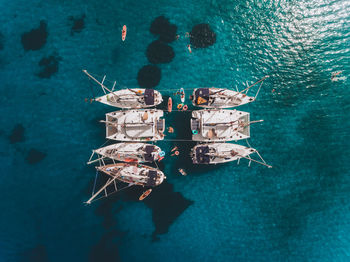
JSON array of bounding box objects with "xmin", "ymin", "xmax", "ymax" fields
[
  {"xmin": 122, "ymin": 25, "xmax": 127, "ymax": 41},
  {"xmin": 139, "ymin": 189, "xmax": 152, "ymax": 201}
]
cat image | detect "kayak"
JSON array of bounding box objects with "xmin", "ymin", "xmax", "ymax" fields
[
  {"xmin": 168, "ymin": 97, "xmax": 172, "ymax": 113},
  {"xmin": 180, "ymin": 88, "xmax": 185, "ymax": 103},
  {"xmin": 122, "ymin": 25, "xmax": 127, "ymax": 41},
  {"xmin": 139, "ymin": 189, "xmax": 152, "ymax": 201}
]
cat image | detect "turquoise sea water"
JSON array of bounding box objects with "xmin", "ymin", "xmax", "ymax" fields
[{"xmin": 0, "ymin": 0, "xmax": 349, "ymax": 261}]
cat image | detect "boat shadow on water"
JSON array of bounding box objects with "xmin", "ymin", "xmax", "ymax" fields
[{"xmin": 84, "ymin": 172, "xmax": 193, "ymax": 241}]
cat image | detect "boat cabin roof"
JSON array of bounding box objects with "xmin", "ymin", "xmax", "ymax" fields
[
  {"xmin": 144, "ymin": 145, "xmax": 155, "ymax": 162},
  {"xmin": 195, "ymin": 146, "xmax": 210, "ymax": 164},
  {"xmin": 146, "ymin": 170, "xmax": 158, "ymax": 186},
  {"xmin": 195, "ymin": 88, "xmax": 209, "ymax": 105},
  {"xmin": 144, "ymin": 89, "xmax": 155, "ymax": 105}
]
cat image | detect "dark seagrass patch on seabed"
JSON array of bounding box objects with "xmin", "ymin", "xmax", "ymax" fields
[
  {"xmin": 144, "ymin": 181, "xmax": 194, "ymax": 241},
  {"xmin": 0, "ymin": 32, "xmax": 4, "ymax": 50},
  {"xmin": 146, "ymin": 40, "xmax": 175, "ymax": 64},
  {"xmin": 150, "ymin": 16, "xmax": 177, "ymax": 43},
  {"xmin": 137, "ymin": 65, "xmax": 161, "ymax": 88},
  {"xmin": 68, "ymin": 14, "xmax": 86, "ymax": 35},
  {"xmin": 190, "ymin": 23, "xmax": 216, "ymax": 48},
  {"xmin": 19, "ymin": 244, "xmax": 48, "ymax": 262},
  {"xmin": 21, "ymin": 21, "xmax": 48, "ymax": 51},
  {"xmin": 89, "ymin": 230, "xmax": 122, "ymax": 262},
  {"xmin": 9, "ymin": 124, "xmax": 25, "ymax": 143},
  {"xmin": 26, "ymin": 149, "xmax": 46, "ymax": 164},
  {"xmin": 36, "ymin": 53, "xmax": 61, "ymax": 78}
]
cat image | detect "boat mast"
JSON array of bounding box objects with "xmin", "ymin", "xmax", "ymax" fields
[
  {"xmin": 82, "ymin": 70, "xmax": 115, "ymax": 95},
  {"xmin": 85, "ymin": 176, "xmax": 119, "ymax": 204}
]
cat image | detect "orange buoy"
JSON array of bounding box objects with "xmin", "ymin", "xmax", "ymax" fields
[
  {"xmin": 122, "ymin": 25, "xmax": 127, "ymax": 41},
  {"xmin": 139, "ymin": 189, "xmax": 152, "ymax": 201},
  {"xmin": 177, "ymin": 103, "xmax": 183, "ymax": 110},
  {"xmin": 168, "ymin": 97, "xmax": 172, "ymax": 113}
]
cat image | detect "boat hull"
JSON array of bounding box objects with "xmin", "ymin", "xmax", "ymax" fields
[
  {"xmin": 94, "ymin": 143, "xmax": 162, "ymax": 163},
  {"xmin": 97, "ymin": 163, "xmax": 165, "ymax": 187}
]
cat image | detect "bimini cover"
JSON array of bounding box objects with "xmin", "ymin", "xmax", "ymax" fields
[
  {"xmin": 144, "ymin": 145, "xmax": 155, "ymax": 162},
  {"xmin": 146, "ymin": 170, "xmax": 158, "ymax": 186},
  {"xmin": 144, "ymin": 89, "xmax": 155, "ymax": 105},
  {"xmin": 196, "ymin": 146, "xmax": 210, "ymax": 164},
  {"xmin": 195, "ymin": 88, "xmax": 209, "ymax": 105}
]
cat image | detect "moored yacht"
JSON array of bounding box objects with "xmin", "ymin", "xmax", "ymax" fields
[
  {"xmin": 191, "ymin": 109, "xmax": 251, "ymax": 142},
  {"xmin": 191, "ymin": 87, "xmax": 255, "ymax": 108},
  {"xmin": 191, "ymin": 143, "xmax": 256, "ymax": 164},
  {"xmin": 85, "ymin": 163, "xmax": 166, "ymax": 204},
  {"xmin": 87, "ymin": 143, "xmax": 162, "ymax": 164},
  {"xmin": 104, "ymin": 109, "xmax": 165, "ymax": 141},
  {"xmin": 83, "ymin": 70, "xmax": 163, "ymax": 108}
]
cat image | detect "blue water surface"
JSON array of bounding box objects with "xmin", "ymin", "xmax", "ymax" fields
[{"xmin": 0, "ymin": 0, "xmax": 349, "ymax": 261}]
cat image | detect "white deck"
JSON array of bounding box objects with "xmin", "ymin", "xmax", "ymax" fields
[
  {"xmin": 191, "ymin": 109, "xmax": 250, "ymax": 141},
  {"xmin": 105, "ymin": 109, "xmax": 165, "ymax": 141}
]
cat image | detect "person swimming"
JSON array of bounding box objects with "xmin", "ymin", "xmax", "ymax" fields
[
  {"xmin": 331, "ymin": 71, "xmax": 342, "ymax": 81},
  {"xmin": 187, "ymin": 44, "xmax": 192, "ymax": 53}
]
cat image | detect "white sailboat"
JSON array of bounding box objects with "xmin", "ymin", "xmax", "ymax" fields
[
  {"xmin": 85, "ymin": 163, "xmax": 166, "ymax": 204},
  {"xmin": 87, "ymin": 143, "xmax": 162, "ymax": 164},
  {"xmin": 191, "ymin": 143, "xmax": 271, "ymax": 167},
  {"xmin": 104, "ymin": 109, "xmax": 165, "ymax": 141},
  {"xmin": 191, "ymin": 109, "xmax": 260, "ymax": 142},
  {"xmin": 83, "ymin": 70, "xmax": 163, "ymax": 108},
  {"xmin": 190, "ymin": 76, "xmax": 269, "ymax": 108}
]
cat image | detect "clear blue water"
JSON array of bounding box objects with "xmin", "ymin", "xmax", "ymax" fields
[{"xmin": 0, "ymin": 0, "xmax": 350, "ymax": 261}]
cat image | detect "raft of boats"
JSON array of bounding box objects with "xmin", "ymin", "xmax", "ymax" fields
[{"xmin": 83, "ymin": 70, "xmax": 271, "ymax": 204}]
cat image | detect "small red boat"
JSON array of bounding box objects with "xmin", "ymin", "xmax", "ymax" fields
[
  {"xmin": 122, "ymin": 25, "xmax": 127, "ymax": 41},
  {"xmin": 139, "ymin": 189, "xmax": 152, "ymax": 201}
]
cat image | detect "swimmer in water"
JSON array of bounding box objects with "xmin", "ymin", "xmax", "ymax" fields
[
  {"xmin": 187, "ymin": 44, "xmax": 192, "ymax": 53},
  {"xmin": 167, "ymin": 127, "xmax": 174, "ymax": 133},
  {"xmin": 331, "ymin": 71, "xmax": 342, "ymax": 81}
]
